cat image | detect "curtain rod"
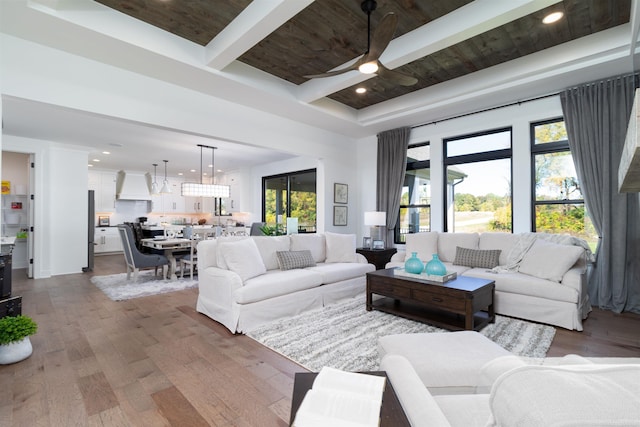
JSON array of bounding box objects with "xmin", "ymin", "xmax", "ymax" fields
[{"xmin": 411, "ymin": 92, "xmax": 559, "ymax": 129}]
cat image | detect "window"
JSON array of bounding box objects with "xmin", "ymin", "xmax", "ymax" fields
[
  {"xmin": 444, "ymin": 128, "xmax": 512, "ymax": 233},
  {"xmin": 396, "ymin": 143, "xmax": 431, "ymax": 244},
  {"xmin": 531, "ymin": 119, "xmax": 596, "ymax": 248},
  {"xmin": 263, "ymin": 169, "xmax": 316, "ymax": 233}
]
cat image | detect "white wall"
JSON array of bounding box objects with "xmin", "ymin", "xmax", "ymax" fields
[
  {"xmin": 1, "ymin": 135, "xmax": 90, "ymax": 278},
  {"xmin": 356, "ymin": 96, "xmax": 564, "ymax": 246}
]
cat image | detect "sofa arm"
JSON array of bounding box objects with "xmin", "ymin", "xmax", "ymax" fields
[
  {"xmin": 390, "ymin": 251, "xmax": 406, "ymax": 263},
  {"xmin": 355, "ymin": 253, "xmax": 369, "ymax": 264},
  {"xmin": 198, "ymin": 266, "xmax": 243, "ymax": 306},
  {"xmin": 380, "ymin": 355, "xmax": 451, "ymax": 427}
]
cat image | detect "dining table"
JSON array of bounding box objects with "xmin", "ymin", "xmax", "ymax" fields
[{"xmin": 141, "ymin": 237, "xmax": 192, "ymax": 280}]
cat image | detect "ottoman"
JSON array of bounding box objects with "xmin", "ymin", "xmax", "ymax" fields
[{"xmin": 378, "ymin": 331, "xmax": 511, "ymax": 395}]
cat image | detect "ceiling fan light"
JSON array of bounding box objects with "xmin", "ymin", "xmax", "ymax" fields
[
  {"xmin": 542, "ymin": 11, "xmax": 563, "ymax": 24},
  {"xmin": 358, "ymin": 61, "xmax": 379, "ymax": 74}
]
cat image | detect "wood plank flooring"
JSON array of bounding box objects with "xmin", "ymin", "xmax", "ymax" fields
[{"xmin": 1, "ymin": 254, "xmax": 639, "ymax": 426}]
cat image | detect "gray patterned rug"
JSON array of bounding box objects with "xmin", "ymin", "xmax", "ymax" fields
[
  {"xmin": 90, "ymin": 271, "xmax": 198, "ymax": 301},
  {"xmin": 247, "ymin": 295, "xmax": 556, "ymax": 372}
]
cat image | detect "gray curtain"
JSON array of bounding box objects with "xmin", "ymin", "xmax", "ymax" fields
[
  {"xmin": 376, "ymin": 127, "xmax": 410, "ymax": 245},
  {"xmin": 560, "ymin": 73, "xmax": 640, "ymax": 314}
]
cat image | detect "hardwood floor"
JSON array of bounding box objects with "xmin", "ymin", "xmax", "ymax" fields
[{"xmin": 2, "ymin": 254, "xmax": 639, "ymax": 426}]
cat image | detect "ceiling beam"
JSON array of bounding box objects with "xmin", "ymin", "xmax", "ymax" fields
[
  {"xmin": 296, "ymin": 0, "xmax": 560, "ymax": 104},
  {"xmin": 205, "ymin": 0, "xmax": 314, "ymax": 70}
]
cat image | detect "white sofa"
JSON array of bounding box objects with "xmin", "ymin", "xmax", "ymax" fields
[
  {"xmin": 379, "ymin": 331, "xmax": 640, "ymax": 427},
  {"xmin": 381, "ymin": 353, "xmax": 640, "ymax": 427},
  {"xmin": 387, "ymin": 232, "xmax": 592, "ymax": 330},
  {"xmin": 196, "ymin": 232, "xmax": 375, "ymax": 333}
]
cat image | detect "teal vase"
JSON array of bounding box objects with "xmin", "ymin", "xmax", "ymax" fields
[
  {"xmin": 425, "ymin": 254, "xmax": 447, "ymax": 276},
  {"xmin": 404, "ymin": 252, "xmax": 424, "ymax": 274}
]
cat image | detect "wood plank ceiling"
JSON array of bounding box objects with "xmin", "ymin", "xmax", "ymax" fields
[{"xmin": 95, "ymin": 0, "xmax": 630, "ymax": 110}]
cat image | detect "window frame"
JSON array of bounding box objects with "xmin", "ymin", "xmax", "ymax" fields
[
  {"xmin": 530, "ymin": 118, "xmax": 585, "ymax": 231},
  {"xmin": 443, "ymin": 127, "xmax": 513, "ymax": 233},
  {"xmin": 262, "ymin": 168, "xmax": 317, "ymax": 233},
  {"xmin": 395, "ymin": 142, "xmax": 431, "ymax": 244}
]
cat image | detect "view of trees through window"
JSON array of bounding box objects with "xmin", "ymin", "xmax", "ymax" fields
[
  {"xmin": 445, "ymin": 129, "xmax": 512, "ymax": 233},
  {"xmin": 263, "ymin": 169, "xmax": 316, "ymax": 233},
  {"xmin": 532, "ymin": 119, "xmax": 597, "ymax": 249}
]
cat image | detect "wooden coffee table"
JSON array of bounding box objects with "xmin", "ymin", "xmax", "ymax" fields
[
  {"xmin": 366, "ymin": 269, "xmax": 495, "ymax": 331},
  {"xmin": 289, "ymin": 371, "xmax": 410, "ymax": 427}
]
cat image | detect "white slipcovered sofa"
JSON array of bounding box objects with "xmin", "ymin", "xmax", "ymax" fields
[
  {"xmin": 387, "ymin": 232, "xmax": 593, "ymax": 330},
  {"xmin": 196, "ymin": 232, "xmax": 375, "ymax": 333},
  {"xmin": 379, "ymin": 331, "xmax": 640, "ymax": 427}
]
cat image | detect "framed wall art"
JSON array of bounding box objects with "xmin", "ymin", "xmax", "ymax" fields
[
  {"xmin": 333, "ymin": 205, "xmax": 348, "ymax": 226},
  {"xmin": 334, "ymin": 183, "xmax": 348, "ymax": 204}
]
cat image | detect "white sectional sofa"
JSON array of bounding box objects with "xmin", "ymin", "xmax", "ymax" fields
[
  {"xmin": 387, "ymin": 232, "xmax": 593, "ymax": 330},
  {"xmin": 196, "ymin": 232, "xmax": 375, "ymax": 333}
]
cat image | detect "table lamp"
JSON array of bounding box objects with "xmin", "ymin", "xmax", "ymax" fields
[{"xmin": 364, "ymin": 211, "xmax": 386, "ymax": 248}]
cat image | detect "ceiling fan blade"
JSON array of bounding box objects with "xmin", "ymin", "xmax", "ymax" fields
[
  {"xmin": 377, "ymin": 63, "xmax": 418, "ymax": 86},
  {"xmin": 303, "ymin": 57, "xmax": 365, "ymax": 79},
  {"xmin": 365, "ymin": 12, "xmax": 398, "ymax": 63}
]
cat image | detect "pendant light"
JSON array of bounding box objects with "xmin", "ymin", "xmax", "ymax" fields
[
  {"xmin": 151, "ymin": 163, "xmax": 160, "ymax": 195},
  {"xmin": 160, "ymin": 160, "xmax": 171, "ymax": 194},
  {"xmin": 181, "ymin": 144, "xmax": 230, "ymax": 197}
]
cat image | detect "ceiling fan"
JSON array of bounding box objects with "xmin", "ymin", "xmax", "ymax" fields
[{"xmin": 304, "ymin": 0, "xmax": 418, "ymax": 86}]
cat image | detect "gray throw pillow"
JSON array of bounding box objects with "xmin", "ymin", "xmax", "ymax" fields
[
  {"xmin": 276, "ymin": 250, "xmax": 317, "ymax": 271},
  {"xmin": 453, "ymin": 246, "xmax": 501, "ymax": 268}
]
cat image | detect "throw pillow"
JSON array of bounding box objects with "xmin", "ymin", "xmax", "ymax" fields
[
  {"xmin": 276, "ymin": 250, "xmax": 317, "ymax": 271},
  {"xmin": 518, "ymin": 239, "xmax": 583, "ymax": 282},
  {"xmin": 218, "ymin": 238, "xmax": 267, "ymax": 282},
  {"xmin": 324, "ymin": 232, "xmax": 357, "ymax": 263},
  {"xmin": 453, "ymin": 246, "xmax": 501, "ymax": 269}
]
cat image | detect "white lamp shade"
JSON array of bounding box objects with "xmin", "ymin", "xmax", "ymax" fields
[
  {"xmin": 159, "ymin": 180, "xmax": 171, "ymax": 194},
  {"xmin": 364, "ymin": 211, "xmax": 386, "ymax": 226},
  {"xmin": 181, "ymin": 182, "xmax": 230, "ymax": 198}
]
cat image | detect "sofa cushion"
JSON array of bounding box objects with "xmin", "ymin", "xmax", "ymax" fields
[
  {"xmin": 433, "ymin": 394, "xmax": 491, "ymax": 427},
  {"xmin": 290, "ymin": 233, "xmax": 326, "ymax": 263},
  {"xmin": 378, "ymin": 331, "xmax": 511, "ymax": 395},
  {"xmin": 463, "ymin": 268, "xmax": 580, "ymax": 303},
  {"xmin": 236, "ymin": 269, "xmax": 323, "ymax": 304},
  {"xmin": 306, "ymin": 262, "xmax": 375, "ymax": 284},
  {"xmin": 276, "ymin": 250, "xmax": 316, "ymax": 270},
  {"xmin": 438, "ymin": 233, "xmax": 479, "ymax": 262},
  {"xmin": 211, "ymin": 235, "xmax": 248, "ymax": 269},
  {"xmin": 478, "ymin": 232, "xmax": 518, "ymax": 266},
  {"xmin": 252, "ymin": 235, "xmax": 291, "ymax": 270},
  {"xmin": 487, "ymin": 365, "xmax": 640, "ymax": 427},
  {"xmin": 405, "ymin": 232, "xmax": 439, "ymax": 262},
  {"xmin": 518, "ymin": 239, "xmax": 583, "ymax": 282},
  {"xmin": 218, "ymin": 238, "xmax": 266, "ymax": 281},
  {"xmin": 453, "ymin": 247, "xmax": 501, "ymax": 269},
  {"xmin": 325, "ymin": 232, "xmax": 357, "ymax": 263}
]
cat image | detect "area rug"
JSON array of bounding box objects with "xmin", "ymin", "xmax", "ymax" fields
[
  {"xmin": 90, "ymin": 271, "xmax": 198, "ymax": 301},
  {"xmin": 247, "ymin": 296, "xmax": 556, "ymax": 372}
]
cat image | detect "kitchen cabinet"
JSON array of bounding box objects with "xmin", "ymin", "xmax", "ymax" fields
[
  {"xmin": 94, "ymin": 227, "xmax": 123, "ymax": 254},
  {"xmin": 224, "ymin": 172, "xmax": 242, "ymax": 213},
  {"xmin": 150, "ymin": 179, "xmax": 184, "ymax": 213},
  {"xmin": 88, "ymin": 170, "xmax": 116, "ymax": 212}
]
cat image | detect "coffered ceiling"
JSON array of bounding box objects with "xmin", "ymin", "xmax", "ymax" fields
[
  {"xmin": 1, "ymin": 0, "xmax": 639, "ymax": 173},
  {"xmin": 95, "ymin": 0, "xmax": 632, "ymax": 110}
]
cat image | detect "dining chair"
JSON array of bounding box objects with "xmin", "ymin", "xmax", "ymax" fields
[
  {"xmin": 117, "ymin": 224, "xmax": 169, "ymax": 281},
  {"xmin": 180, "ymin": 226, "xmax": 198, "ymax": 279}
]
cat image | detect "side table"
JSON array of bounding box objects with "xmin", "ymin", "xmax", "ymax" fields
[{"xmin": 356, "ymin": 247, "xmax": 398, "ymax": 270}]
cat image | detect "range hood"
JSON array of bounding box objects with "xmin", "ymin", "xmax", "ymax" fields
[{"xmin": 116, "ymin": 170, "xmax": 152, "ymax": 200}]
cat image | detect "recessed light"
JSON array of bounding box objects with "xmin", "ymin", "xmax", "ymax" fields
[
  {"xmin": 93, "ymin": 159, "xmax": 100, "ymax": 162},
  {"xmin": 542, "ymin": 11, "xmax": 563, "ymax": 24},
  {"xmin": 190, "ymin": 169, "xmax": 196, "ymax": 173},
  {"xmin": 102, "ymin": 151, "xmax": 110, "ymax": 155},
  {"xmin": 88, "ymin": 164, "xmax": 93, "ymax": 167},
  {"xmin": 356, "ymin": 87, "xmax": 367, "ymax": 94},
  {"xmin": 178, "ymin": 172, "xmax": 184, "ymax": 176}
]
